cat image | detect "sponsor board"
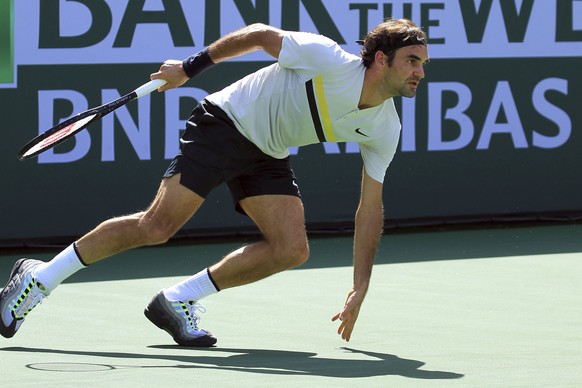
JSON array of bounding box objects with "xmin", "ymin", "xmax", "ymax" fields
[{"xmin": 2, "ymin": 0, "xmax": 582, "ymax": 86}]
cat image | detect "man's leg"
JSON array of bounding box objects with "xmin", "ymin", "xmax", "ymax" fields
[
  {"xmin": 1, "ymin": 174, "xmax": 203, "ymax": 338},
  {"xmin": 160, "ymin": 194, "xmax": 308, "ymax": 302},
  {"xmin": 33, "ymin": 173, "xmax": 204, "ymax": 290},
  {"xmin": 144, "ymin": 194, "xmax": 308, "ymax": 347},
  {"xmin": 209, "ymin": 194, "xmax": 309, "ymax": 290},
  {"xmin": 76, "ymin": 173, "xmax": 204, "ymax": 264}
]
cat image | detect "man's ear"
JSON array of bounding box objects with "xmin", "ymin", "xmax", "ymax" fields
[{"xmin": 375, "ymin": 51, "xmax": 385, "ymax": 66}]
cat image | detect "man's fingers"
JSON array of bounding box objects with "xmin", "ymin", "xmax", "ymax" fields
[
  {"xmin": 334, "ymin": 311, "xmax": 355, "ymax": 339},
  {"xmin": 338, "ymin": 319, "xmax": 353, "ymax": 341},
  {"xmin": 150, "ymin": 74, "xmax": 167, "ymax": 91},
  {"xmin": 333, "ymin": 289, "xmax": 363, "ymax": 342},
  {"xmin": 344, "ymin": 330, "xmax": 352, "ymax": 342}
]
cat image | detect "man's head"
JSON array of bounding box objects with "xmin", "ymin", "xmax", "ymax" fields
[
  {"xmin": 359, "ymin": 18, "xmax": 427, "ymax": 68},
  {"xmin": 357, "ymin": 18, "xmax": 429, "ymax": 102}
]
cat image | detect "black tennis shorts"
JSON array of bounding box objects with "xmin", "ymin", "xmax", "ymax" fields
[{"xmin": 164, "ymin": 100, "xmax": 300, "ymax": 215}]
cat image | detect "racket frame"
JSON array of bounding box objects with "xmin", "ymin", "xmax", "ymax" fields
[{"xmin": 17, "ymin": 79, "xmax": 166, "ymax": 161}]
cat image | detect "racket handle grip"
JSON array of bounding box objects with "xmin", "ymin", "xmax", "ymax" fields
[{"xmin": 135, "ymin": 79, "xmax": 168, "ymax": 98}]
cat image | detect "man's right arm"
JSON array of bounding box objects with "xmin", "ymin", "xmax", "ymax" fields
[
  {"xmin": 208, "ymin": 23, "xmax": 284, "ymax": 62},
  {"xmin": 151, "ymin": 23, "xmax": 284, "ymax": 91}
]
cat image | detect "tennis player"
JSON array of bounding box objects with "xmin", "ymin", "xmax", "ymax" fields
[{"xmin": 1, "ymin": 19, "xmax": 429, "ymax": 346}]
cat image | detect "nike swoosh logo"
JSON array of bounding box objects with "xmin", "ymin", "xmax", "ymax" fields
[{"xmin": 355, "ymin": 128, "xmax": 369, "ymax": 137}]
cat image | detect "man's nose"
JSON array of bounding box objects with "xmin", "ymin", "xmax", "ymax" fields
[{"xmin": 414, "ymin": 65, "xmax": 425, "ymax": 79}]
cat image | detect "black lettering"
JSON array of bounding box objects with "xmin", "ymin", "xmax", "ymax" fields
[
  {"xmin": 39, "ymin": 0, "xmax": 112, "ymax": 48},
  {"xmin": 235, "ymin": 0, "xmax": 270, "ymax": 24},
  {"xmin": 114, "ymin": 0, "xmax": 193, "ymax": 48},
  {"xmin": 459, "ymin": 0, "xmax": 493, "ymax": 43},
  {"xmin": 421, "ymin": 3, "xmax": 445, "ymax": 44},
  {"xmin": 500, "ymin": 0, "xmax": 534, "ymax": 42},
  {"xmin": 204, "ymin": 0, "xmax": 221, "ymax": 45},
  {"xmin": 403, "ymin": 3, "xmax": 413, "ymax": 20},
  {"xmin": 282, "ymin": 0, "xmax": 345, "ymax": 44},
  {"xmin": 204, "ymin": 0, "xmax": 270, "ymax": 46},
  {"xmin": 556, "ymin": 0, "xmax": 582, "ymax": 42},
  {"xmin": 349, "ymin": 3, "xmax": 378, "ymax": 39},
  {"xmin": 383, "ymin": 3, "xmax": 393, "ymax": 19}
]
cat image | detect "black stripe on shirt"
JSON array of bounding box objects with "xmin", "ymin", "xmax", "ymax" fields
[{"xmin": 305, "ymin": 79, "xmax": 326, "ymax": 142}]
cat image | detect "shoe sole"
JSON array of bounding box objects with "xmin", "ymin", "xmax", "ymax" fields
[{"xmin": 144, "ymin": 294, "xmax": 217, "ymax": 347}]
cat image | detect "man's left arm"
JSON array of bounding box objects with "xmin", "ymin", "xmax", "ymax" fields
[{"xmin": 332, "ymin": 167, "xmax": 384, "ymax": 341}]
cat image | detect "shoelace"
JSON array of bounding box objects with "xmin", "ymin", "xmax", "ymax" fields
[
  {"xmin": 13, "ymin": 281, "xmax": 45, "ymax": 319},
  {"xmin": 183, "ymin": 301, "xmax": 207, "ymax": 331}
]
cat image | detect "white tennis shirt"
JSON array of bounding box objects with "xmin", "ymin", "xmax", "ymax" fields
[{"xmin": 205, "ymin": 31, "xmax": 402, "ymax": 183}]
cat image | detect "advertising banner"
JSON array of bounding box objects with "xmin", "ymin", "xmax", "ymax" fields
[{"xmin": 1, "ymin": 0, "xmax": 581, "ymax": 244}]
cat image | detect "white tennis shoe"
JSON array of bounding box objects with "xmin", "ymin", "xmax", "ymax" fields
[{"xmin": 0, "ymin": 258, "xmax": 50, "ymax": 338}]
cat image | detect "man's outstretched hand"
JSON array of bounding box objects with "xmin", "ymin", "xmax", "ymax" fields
[{"xmin": 331, "ymin": 288, "xmax": 365, "ymax": 342}]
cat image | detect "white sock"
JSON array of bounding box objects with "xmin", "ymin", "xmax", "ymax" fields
[
  {"xmin": 163, "ymin": 268, "xmax": 219, "ymax": 302},
  {"xmin": 32, "ymin": 243, "xmax": 87, "ymax": 292}
]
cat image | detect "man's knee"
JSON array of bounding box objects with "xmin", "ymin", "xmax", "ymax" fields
[
  {"xmin": 274, "ymin": 238, "xmax": 309, "ymax": 268},
  {"xmin": 138, "ymin": 217, "xmax": 178, "ymax": 246}
]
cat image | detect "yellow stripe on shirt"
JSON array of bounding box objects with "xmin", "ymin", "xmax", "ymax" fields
[{"xmin": 314, "ymin": 75, "xmax": 336, "ymax": 142}]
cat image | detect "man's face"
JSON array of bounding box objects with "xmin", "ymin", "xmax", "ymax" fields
[{"xmin": 383, "ymin": 45, "xmax": 429, "ymax": 98}]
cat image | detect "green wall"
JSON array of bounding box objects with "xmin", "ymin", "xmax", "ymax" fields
[{"xmin": 1, "ymin": 0, "xmax": 581, "ymax": 245}]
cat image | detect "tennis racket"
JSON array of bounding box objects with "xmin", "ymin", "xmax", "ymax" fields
[{"xmin": 17, "ymin": 78, "xmax": 167, "ymax": 161}]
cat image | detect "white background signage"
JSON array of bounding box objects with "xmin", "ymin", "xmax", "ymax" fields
[
  {"xmin": 2, "ymin": 0, "xmax": 579, "ymax": 163},
  {"xmin": 13, "ymin": 0, "xmax": 582, "ymax": 69}
]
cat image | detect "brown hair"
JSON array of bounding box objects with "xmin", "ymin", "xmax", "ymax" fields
[{"xmin": 359, "ymin": 18, "xmax": 427, "ymax": 68}]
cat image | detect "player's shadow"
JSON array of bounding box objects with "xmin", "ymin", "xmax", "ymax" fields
[{"xmin": 2, "ymin": 345, "xmax": 463, "ymax": 380}]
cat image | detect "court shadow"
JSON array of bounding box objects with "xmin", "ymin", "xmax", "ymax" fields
[{"xmin": 1, "ymin": 345, "xmax": 463, "ymax": 380}]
